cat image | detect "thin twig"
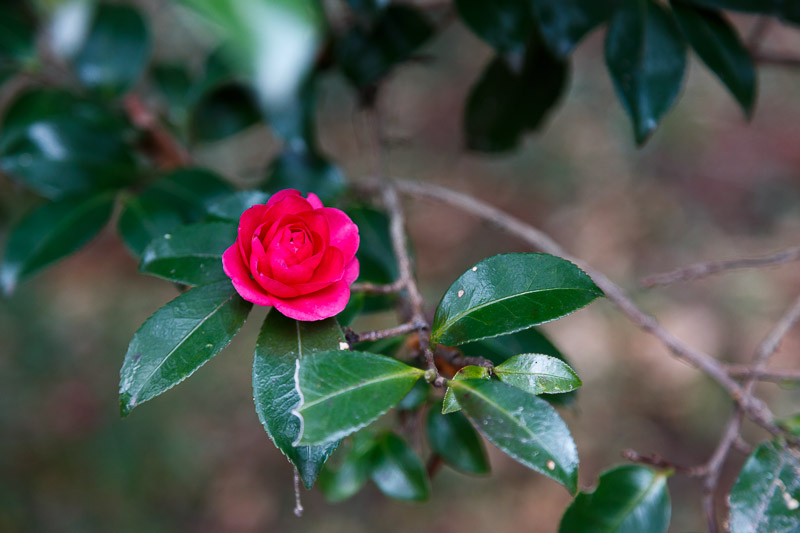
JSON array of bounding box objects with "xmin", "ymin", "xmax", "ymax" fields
[
  {"xmin": 292, "ymin": 468, "xmax": 303, "ymax": 517},
  {"xmin": 124, "ymin": 94, "xmax": 191, "ymax": 168},
  {"xmin": 351, "ymin": 280, "xmax": 405, "ymax": 294},
  {"xmin": 725, "ymin": 365, "xmax": 800, "ymax": 382},
  {"xmin": 350, "ymin": 321, "xmax": 418, "ymax": 344},
  {"xmin": 622, "ymin": 449, "xmax": 702, "ymax": 476},
  {"xmin": 753, "ymin": 52, "xmax": 800, "ymax": 68},
  {"xmin": 642, "ymin": 245, "xmax": 800, "ymax": 287}
]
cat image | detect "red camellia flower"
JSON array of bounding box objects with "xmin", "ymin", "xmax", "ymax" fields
[{"xmin": 222, "ymin": 189, "xmax": 359, "ymax": 321}]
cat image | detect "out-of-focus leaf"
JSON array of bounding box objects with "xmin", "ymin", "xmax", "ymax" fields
[
  {"xmin": 190, "ymin": 83, "xmax": 261, "ymax": 143},
  {"xmin": 253, "ymin": 312, "xmax": 344, "ymax": 489},
  {"xmin": 117, "ymin": 168, "xmax": 233, "ymax": 256},
  {"xmin": 397, "ymin": 378, "xmax": 430, "ymax": 411},
  {"xmin": 344, "ymin": 0, "xmax": 390, "ymax": 19},
  {"xmin": 370, "ymin": 432, "xmax": 430, "ymax": 501},
  {"xmin": 119, "ymin": 281, "xmax": 251, "ymax": 416},
  {"xmin": 671, "ymin": 2, "xmax": 756, "ymax": 116},
  {"xmin": 0, "ymin": 1, "xmax": 36, "ymax": 65},
  {"xmin": 205, "ymin": 190, "xmax": 270, "ymax": 222},
  {"xmin": 73, "ymin": 4, "xmax": 151, "ymax": 95},
  {"xmin": 452, "ymin": 379, "xmax": 579, "ymax": 493},
  {"xmin": 152, "ymin": 64, "xmax": 194, "ymax": 126},
  {"xmin": 431, "ymin": 253, "xmax": 603, "ymax": 347},
  {"xmin": 531, "ymin": 0, "xmax": 612, "ymax": 58},
  {"xmin": 559, "ymin": 465, "xmax": 672, "ymax": 533},
  {"xmin": 346, "ymin": 206, "xmax": 400, "ymax": 313},
  {"xmin": 442, "ymin": 365, "xmax": 490, "ymax": 414},
  {"xmin": 495, "ymin": 354, "xmax": 582, "ymax": 395},
  {"xmin": 264, "ymin": 147, "xmax": 346, "ymax": 204},
  {"xmin": 605, "ymin": 0, "xmax": 687, "ymax": 145},
  {"xmin": 140, "ymin": 222, "xmax": 236, "ymax": 286},
  {"xmin": 427, "ymin": 401, "xmax": 490, "ymax": 475},
  {"xmin": 336, "ymin": 291, "xmax": 364, "ymax": 327},
  {"xmin": 777, "ymin": 414, "xmax": 800, "ymax": 436},
  {"xmin": 1, "ymin": 192, "xmax": 115, "ymax": 295},
  {"xmin": 318, "ymin": 433, "xmax": 377, "ymax": 502},
  {"xmin": 455, "ymin": 0, "xmax": 534, "ymax": 54},
  {"xmin": 729, "ymin": 441, "xmax": 800, "ymax": 533},
  {"xmin": 294, "ymin": 350, "xmax": 424, "ymax": 446}
]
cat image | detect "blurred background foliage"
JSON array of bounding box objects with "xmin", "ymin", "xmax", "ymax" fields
[{"xmin": 1, "ymin": 0, "xmax": 800, "ymax": 531}]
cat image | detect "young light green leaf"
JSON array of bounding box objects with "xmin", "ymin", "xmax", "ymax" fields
[
  {"xmin": 1, "ymin": 192, "xmax": 115, "ymax": 295},
  {"xmin": 559, "ymin": 465, "xmax": 672, "ymax": 533},
  {"xmin": 442, "ymin": 365, "xmax": 490, "ymax": 414},
  {"xmin": 293, "ymin": 350, "xmax": 425, "ymax": 446},
  {"xmin": 495, "ymin": 354, "xmax": 582, "ymax": 395},
  {"xmin": 370, "ymin": 432, "xmax": 430, "ymax": 501},
  {"xmin": 140, "ymin": 222, "xmax": 235, "ymax": 286},
  {"xmin": 317, "ymin": 433, "xmax": 378, "ymax": 502},
  {"xmin": 431, "ymin": 253, "xmax": 603, "ymax": 346},
  {"xmin": 451, "ymin": 379, "xmax": 579, "ymax": 493},
  {"xmin": 427, "ymin": 401, "xmax": 490, "ymax": 475},
  {"xmin": 531, "ymin": 0, "xmax": 612, "ymax": 58},
  {"xmin": 729, "ymin": 441, "xmax": 800, "ymax": 533},
  {"xmin": 605, "ymin": 0, "xmax": 687, "ymax": 145},
  {"xmin": 671, "ymin": 2, "xmax": 756, "ymax": 116},
  {"xmin": 73, "ymin": 4, "xmax": 151, "ymax": 95},
  {"xmin": 119, "ymin": 280, "xmax": 251, "ymax": 417},
  {"xmin": 253, "ymin": 312, "xmax": 344, "ymax": 489}
]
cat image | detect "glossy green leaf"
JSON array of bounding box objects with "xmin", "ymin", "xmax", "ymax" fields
[
  {"xmin": 605, "ymin": 0, "xmax": 687, "ymax": 145},
  {"xmin": 685, "ymin": 1, "xmax": 800, "ymax": 24},
  {"xmin": 1, "ymin": 192, "xmax": 115, "ymax": 295},
  {"xmin": 672, "ymin": 2, "xmax": 756, "ymax": 116},
  {"xmin": 205, "ymin": 190, "xmax": 270, "ymax": 222},
  {"xmin": 119, "ymin": 280, "xmax": 251, "ymax": 416},
  {"xmin": 442, "ymin": 365, "xmax": 490, "ymax": 414},
  {"xmin": 397, "ymin": 379, "xmax": 430, "ymax": 411},
  {"xmin": 190, "ymin": 83, "xmax": 261, "ymax": 143},
  {"xmin": 427, "ymin": 401, "xmax": 490, "ymax": 475},
  {"xmin": 117, "ymin": 167, "xmax": 233, "ymax": 256},
  {"xmin": 264, "ymin": 147, "xmax": 346, "ymax": 205},
  {"xmin": 451, "ymin": 379, "xmax": 579, "ymax": 493},
  {"xmin": 531, "ymin": 0, "xmax": 612, "ymax": 58},
  {"xmin": 253, "ymin": 312, "xmax": 344, "ymax": 489},
  {"xmin": 495, "ymin": 354, "xmax": 582, "ymax": 395},
  {"xmin": 370, "ymin": 432, "xmax": 430, "ymax": 501},
  {"xmin": 294, "ymin": 350, "xmax": 425, "ymax": 446},
  {"xmin": 729, "ymin": 441, "xmax": 800, "ymax": 533},
  {"xmin": 431, "ymin": 253, "xmax": 603, "ymax": 347},
  {"xmin": 73, "ymin": 4, "xmax": 151, "ymax": 95},
  {"xmin": 455, "ymin": 0, "xmax": 534, "ymax": 53},
  {"xmin": 140, "ymin": 222, "xmax": 235, "ymax": 286},
  {"xmin": 560, "ymin": 465, "xmax": 671, "ymax": 532},
  {"xmin": 318, "ymin": 433, "xmax": 378, "ymax": 502}
]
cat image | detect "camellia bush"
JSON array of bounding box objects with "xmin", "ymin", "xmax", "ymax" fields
[{"xmin": 2, "ymin": 0, "xmax": 800, "ymax": 531}]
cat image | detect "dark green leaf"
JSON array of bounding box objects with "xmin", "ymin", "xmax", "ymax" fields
[
  {"xmin": 353, "ymin": 335, "xmax": 405, "ymax": 357},
  {"xmin": 685, "ymin": 1, "xmax": 800, "ymax": 24},
  {"xmin": 117, "ymin": 167, "xmax": 233, "ymax": 256},
  {"xmin": 344, "ymin": 0, "xmax": 390, "ymax": 19},
  {"xmin": 605, "ymin": 0, "xmax": 687, "ymax": 145},
  {"xmin": 461, "ymin": 327, "xmax": 578, "ymax": 406},
  {"xmin": 560, "ymin": 465, "xmax": 672, "ymax": 532},
  {"xmin": 318, "ymin": 433, "xmax": 378, "ymax": 502},
  {"xmin": 531, "ymin": 0, "xmax": 612, "ymax": 58},
  {"xmin": 151, "ymin": 64, "xmax": 194, "ymax": 125},
  {"xmin": 0, "ymin": 1, "xmax": 36, "ymax": 64},
  {"xmin": 455, "ymin": 0, "xmax": 534, "ymax": 53},
  {"xmin": 370, "ymin": 432, "xmax": 430, "ymax": 501},
  {"xmin": 264, "ymin": 147, "xmax": 346, "ymax": 205},
  {"xmin": 190, "ymin": 83, "xmax": 261, "ymax": 143},
  {"xmin": 205, "ymin": 190, "xmax": 270, "ymax": 222},
  {"xmin": 431, "ymin": 253, "xmax": 603, "ymax": 346},
  {"xmin": 119, "ymin": 280, "xmax": 251, "ymax": 416},
  {"xmin": 452, "ymin": 379, "xmax": 579, "ymax": 493},
  {"xmin": 729, "ymin": 441, "xmax": 800, "ymax": 533},
  {"xmin": 73, "ymin": 4, "xmax": 151, "ymax": 95},
  {"xmin": 495, "ymin": 354, "xmax": 582, "ymax": 395},
  {"xmin": 442, "ymin": 365, "xmax": 490, "ymax": 414},
  {"xmin": 1, "ymin": 192, "xmax": 115, "ymax": 295},
  {"xmin": 336, "ymin": 291, "xmax": 364, "ymax": 327},
  {"xmin": 294, "ymin": 350, "xmax": 425, "ymax": 445},
  {"xmin": 139, "ymin": 222, "xmax": 235, "ymax": 286},
  {"xmin": 253, "ymin": 312, "xmax": 344, "ymax": 489},
  {"xmin": 346, "ymin": 207, "xmax": 400, "ymax": 311},
  {"xmin": 671, "ymin": 2, "xmax": 756, "ymax": 116},
  {"xmin": 397, "ymin": 379, "xmax": 430, "ymax": 411},
  {"xmin": 427, "ymin": 401, "xmax": 490, "ymax": 475}
]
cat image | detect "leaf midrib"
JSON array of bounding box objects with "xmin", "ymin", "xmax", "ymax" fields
[{"xmin": 300, "ymin": 369, "xmax": 422, "ymax": 411}]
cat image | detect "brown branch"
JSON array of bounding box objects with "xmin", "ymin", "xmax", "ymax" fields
[
  {"xmin": 622, "ymin": 449, "xmax": 702, "ymax": 476},
  {"xmin": 351, "ymin": 280, "xmax": 405, "ymax": 294},
  {"xmin": 349, "ymin": 321, "xmax": 418, "ymax": 344},
  {"xmin": 726, "ymin": 365, "xmax": 800, "ymax": 382},
  {"xmin": 753, "ymin": 51, "xmax": 800, "ymax": 68},
  {"xmin": 123, "ymin": 94, "xmax": 191, "ymax": 169},
  {"xmin": 642, "ymin": 245, "xmax": 800, "ymax": 287}
]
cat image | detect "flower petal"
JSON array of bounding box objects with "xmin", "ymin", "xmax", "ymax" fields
[
  {"xmin": 343, "ymin": 257, "xmax": 360, "ymax": 285},
  {"xmin": 270, "ymin": 281, "xmax": 351, "ymax": 321},
  {"xmin": 306, "ymin": 192, "xmax": 323, "ymax": 209},
  {"xmin": 222, "ymin": 244, "xmax": 272, "ymax": 307},
  {"xmin": 319, "ymin": 207, "xmax": 359, "ymax": 261}
]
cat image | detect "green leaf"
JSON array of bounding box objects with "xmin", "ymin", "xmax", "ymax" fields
[
  {"xmin": 346, "ymin": 207, "xmax": 400, "ymax": 311},
  {"xmin": 0, "ymin": 1, "xmax": 36, "ymax": 64},
  {"xmin": 318, "ymin": 433, "xmax": 378, "ymax": 502},
  {"xmin": 605, "ymin": 0, "xmax": 687, "ymax": 145},
  {"xmin": 560, "ymin": 465, "xmax": 672, "ymax": 532},
  {"xmin": 336, "ymin": 291, "xmax": 364, "ymax": 327},
  {"xmin": 264, "ymin": 147, "xmax": 346, "ymax": 205},
  {"xmin": 205, "ymin": 190, "xmax": 270, "ymax": 222},
  {"xmin": 671, "ymin": 2, "xmax": 756, "ymax": 116},
  {"xmin": 427, "ymin": 401, "xmax": 490, "ymax": 475},
  {"xmin": 73, "ymin": 4, "xmax": 151, "ymax": 95},
  {"xmin": 370, "ymin": 432, "xmax": 430, "ymax": 501},
  {"xmin": 442, "ymin": 365, "xmax": 490, "ymax": 414},
  {"xmin": 431, "ymin": 253, "xmax": 603, "ymax": 347},
  {"xmin": 729, "ymin": 441, "xmax": 800, "ymax": 533},
  {"xmin": 190, "ymin": 83, "xmax": 261, "ymax": 143},
  {"xmin": 1, "ymin": 192, "xmax": 115, "ymax": 295},
  {"xmin": 397, "ymin": 379, "xmax": 430, "ymax": 411},
  {"xmin": 117, "ymin": 167, "xmax": 233, "ymax": 256},
  {"xmin": 119, "ymin": 280, "xmax": 251, "ymax": 416},
  {"xmin": 531, "ymin": 0, "xmax": 612, "ymax": 58},
  {"xmin": 151, "ymin": 64, "xmax": 194, "ymax": 126},
  {"xmin": 451, "ymin": 379, "xmax": 579, "ymax": 493},
  {"xmin": 455, "ymin": 0, "xmax": 534, "ymax": 54},
  {"xmin": 140, "ymin": 222, "xmax": 235, "ymax": 286},
  {"xmin": 344, "ymin": 0, "xmax": 390, "ymax": 19},
  {"xmin": 253, "ymin": 312, "xmax": 344, "ymax": 489},
  {"xmin": 495, "ymin": 354, "xmax": 582, "ymax": 395},
  {"xmin": 294, "ymin": 350, "xmax": 425, "ymax": 446},
  {"xmin": 777, "ymin": 414, "xmax": 800, "ymax": 436}
]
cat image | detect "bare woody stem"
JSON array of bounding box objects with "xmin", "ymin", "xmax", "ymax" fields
[{"xmin": 725, "ymin": 365, "xmax": 800, "ymax": 382}]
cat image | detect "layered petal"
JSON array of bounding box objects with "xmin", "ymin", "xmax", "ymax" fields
[
  {"xmin": 320, "ymin": 207, "xmax": 359, "ymax": 261},
  {"xmin": 270, "ymin": 281, "xmax": 351, "ymax": 321},
  {"xmin": 222, "ymin": 244, "xmax": 273, "ymax": 307}
]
